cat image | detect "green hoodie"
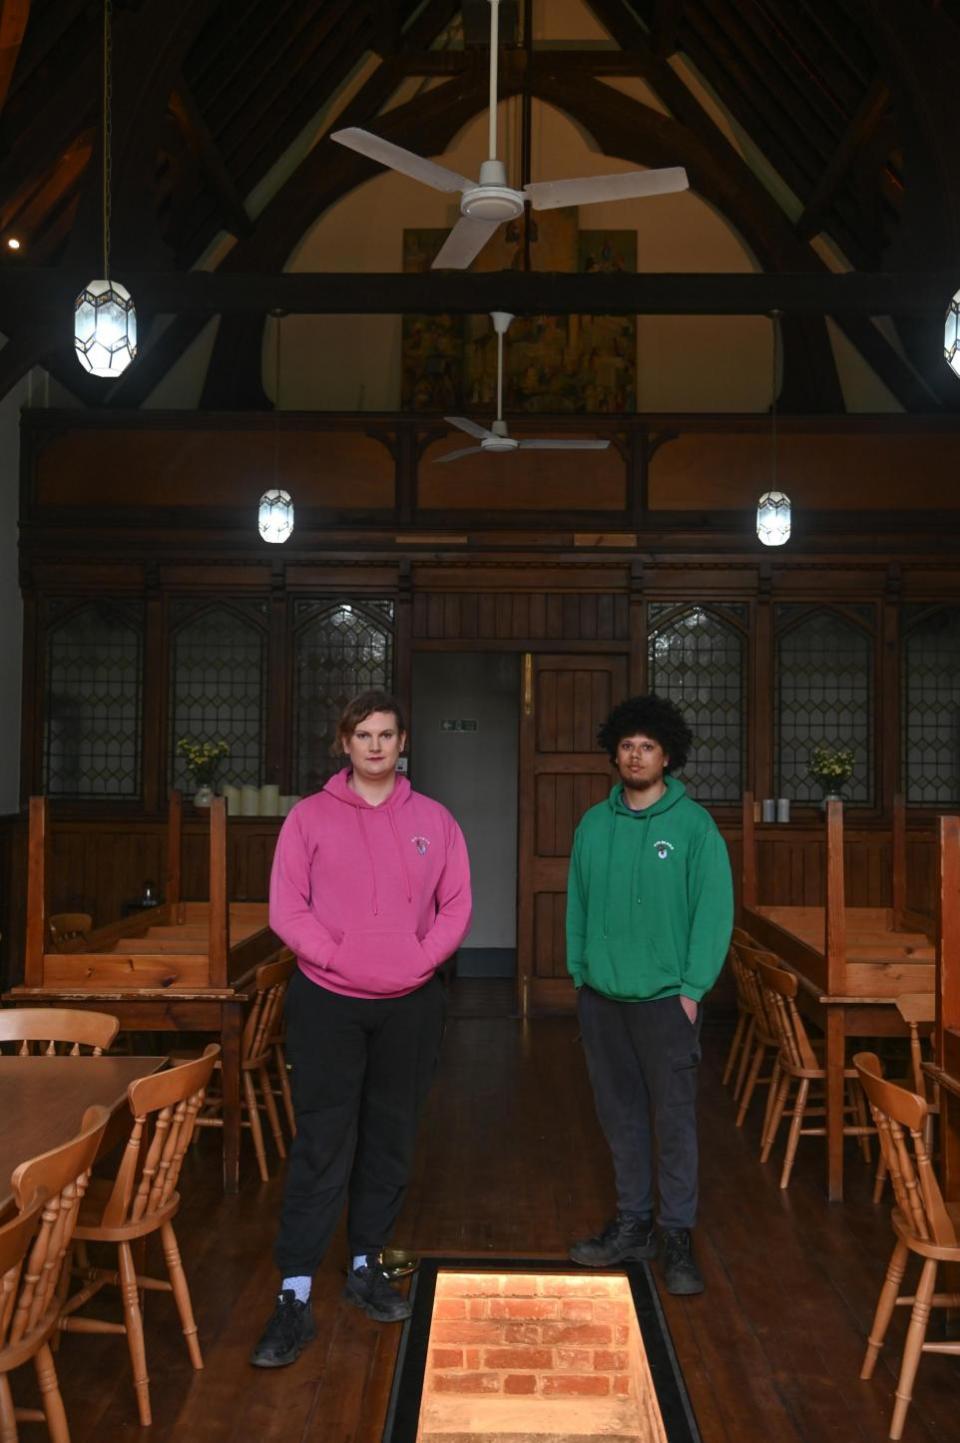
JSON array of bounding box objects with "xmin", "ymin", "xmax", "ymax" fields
[{"xmin": 566, "ymin": 776, "xmax": 733, "ymax": 1003}]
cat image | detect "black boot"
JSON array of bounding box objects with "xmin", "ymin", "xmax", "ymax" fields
[
  {"xmin": 344, "ymin": 1255, "xmax": 413, "ymax": 1322},
  {"xmin": 250, "ymin": 1289, "xmax": 317, "ymax": 1367},
  {"xmin": 569, "ymin": 1213, "xmax": 656, "ymax": 1267},
  {"xmin": 660, "ymin": 1228, "xmax": 704, "ymax": 1295}
]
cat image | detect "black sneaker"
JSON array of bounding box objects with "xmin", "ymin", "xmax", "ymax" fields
[
  {"xmin": 344, "ymin": 1257, "xmax": 413, "ymax": 1323},
  {"xmin": 569, "ymin": 1213, "xmax": 656, "ymax": 1267},
  {"xmin": 250, "ymin": 1289, "xmax": 317, "ymax": 1367},
  {"xmin": 660, "ymin": 1229, "xmax": 704, "ymax": 1295}
]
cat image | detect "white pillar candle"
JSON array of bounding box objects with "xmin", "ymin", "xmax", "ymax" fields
[
  {"xmin": 259, "ymin": 784, "xmax": 280, "ymax": 816},
  {"xmin": 220, "ymin": 783, "xmax": 240, "ymax": 816},
  {"xmin": 240, "ymin": 784, "xmax": 260, "ymax": 817},
  {"xmin": 280, "ymin": 795, "xmax": 301, "ymax": 817}
]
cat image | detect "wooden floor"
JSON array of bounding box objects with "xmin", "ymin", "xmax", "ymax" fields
[{"xmin": 13, "ymin": 982, "xmax": 960, "ymax": 1442}]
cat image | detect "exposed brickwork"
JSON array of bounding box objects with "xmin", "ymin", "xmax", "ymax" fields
[{"xmin": 424, "ymin": 1273, "xmax": 636, "ymax": 1400}]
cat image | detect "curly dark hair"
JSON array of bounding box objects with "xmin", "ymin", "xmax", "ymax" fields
[{"xmin": 597, "ymin": 694, "xmax": 692, "ymax": 773}]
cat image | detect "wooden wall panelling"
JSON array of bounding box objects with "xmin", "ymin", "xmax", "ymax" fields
[
  {"xmin": 411, "ymin": 591, "xmax": 630, "ymax": 643},
  {"xmin": 18, "ymin": 587, "xmax": 39, "ymax": 804},
  {"xmin": 0, "ymin": 815, "xmax": 25, "ymax": 990},
  {"xmin": 267, "ymin": 565, "xmax": 289, "ymax": 791}
]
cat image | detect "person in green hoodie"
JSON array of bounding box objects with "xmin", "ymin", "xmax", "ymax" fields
[{"xmin": 566, "ymin": 694, "xmax": 733, "ymax": 1295}]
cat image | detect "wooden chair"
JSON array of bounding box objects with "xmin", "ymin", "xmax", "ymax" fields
[
  {"xmin": 46, "ymin": 914, "xmax": 92, "ymax": 951},
  {"xmin": 58, "ymin": 1047, "xmax": 219, "ymax": 1427},
  {"xmin": 194, "ymin": 956, "xmax": 293, "ymax": 1181},
  {"xmin": 722, "ymin": 928, "xmax": 757, "ymax": 1091},
  {"xmin": 731, "ymin": 943, "xmax": 782, "ymax": 1131},
  {"xmin": 854, "ymin": 1052, "xmax": 960, "ymax": 1441},
  {"xmin": 266, "ymin": 952, "xmax": 296, "ymax": 1139},
  {"xmin": 0, "ymin": 1008, "xmax": 119, "ymax": 1056},
  {"xmin": 0, "ymin": 1105, "xmax": 109, "ymax": 1443},
  {"xmin": 872, "ymin": 992, "xmax": 939, "ymax": 1203},
  {"xmin": 758, "ymin": 959, "xmax": 873, "ymax": 1188}
]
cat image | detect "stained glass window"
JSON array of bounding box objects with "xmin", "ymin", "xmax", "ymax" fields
[
  {"xmin": 293, "ymin": 601, "xmax": 395, "ymax": 794},
  {"xmin": 43, "ymin": 601, "xmax": 143, "ymax": 798},
  {"xmin": 903, "ymin": 606, "xmax": 960, "ymax": 804},
  {"xmin": 776, "ymin": 607, "xmax": 874, "ymax": 805},
  {"xmin": 647, "ymin": 605, "xmax": 745, "ymax": 803},
  {"xmin": 169, "ymin": 603, "xmax": 266, "ymax": 791}
]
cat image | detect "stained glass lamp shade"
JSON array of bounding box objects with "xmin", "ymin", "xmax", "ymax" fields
[
  {"xmin": 258, "ymin": 488, "xmax": 294, "ymax": 543},
  {"xmin": 757, "ymin": 490, "xmax": 791, "ymax": 546},
  {"xmin": 74, "ymin": 279, "xmax": 137, "ymax": 376}
]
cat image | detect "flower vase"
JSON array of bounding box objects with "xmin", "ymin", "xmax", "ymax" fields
[
  {"xmin": 193, "ymin": 783, "xmax": 214, "ymax": 808},
  {"xmin": 819, "ymin": 783, "xmax": 844, "ymax": 809}
]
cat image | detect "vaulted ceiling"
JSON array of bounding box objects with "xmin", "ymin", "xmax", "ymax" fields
[{"xmin": 0, "ymin": 0, "xmax": 958, "ymax": 412}]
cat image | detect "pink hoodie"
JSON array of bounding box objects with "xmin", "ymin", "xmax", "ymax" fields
[{"xmin": 269, "ymin": 769, "xmax": 472, "ymax": 999}]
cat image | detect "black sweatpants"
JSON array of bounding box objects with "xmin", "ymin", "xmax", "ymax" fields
[
  {"xmin": 274, "ymin": 968, "xmax": 446, "ymax": 1278},
  {"xmin": 577, "ymin": 986, "xmax": 703, "ymax": 1231}
]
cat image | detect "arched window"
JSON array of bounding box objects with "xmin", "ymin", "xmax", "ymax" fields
[
  {"xmin": 169, "ymin": 602, "xmax": 267, "ymax": 791},
  {"xmin": 43, "ymin": 600, "xmax": 143, "ymax": 798},
  {"xmin": 293, "ymin": 601, "xmax": 395, "ymax": 794},
  {"xmin": 647, "ymin": 604, "xmax": 746, "ymax": 804},
  {"xmin": 775, "ymin": 605, "xmax": 874, "ymax": 805},
  {"xmin": 902, "ymin": 605, "xmax": 960, "ymax": 804}
]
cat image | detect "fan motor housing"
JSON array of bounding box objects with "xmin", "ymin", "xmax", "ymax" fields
[{"xmin": 481, "ymin": 435, "xmax": 518, "ymax": 453}]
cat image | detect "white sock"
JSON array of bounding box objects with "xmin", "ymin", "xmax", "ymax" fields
[
  {"xmin": 281, "ymin": 1275, "xmax": 311, "ymax": 1304},
  {"xmin": 352, "ymin": 1252, "xmax": 376, "ymax": 1272}
]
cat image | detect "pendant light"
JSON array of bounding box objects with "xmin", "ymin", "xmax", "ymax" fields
[
  {"xmin": 756, "ymin": 309, "xmax": 791, "ymax": 546},
  {"xmin": 74, "ymin": 0, "xmax": 136, "ymax": 376},
  {"xmin": 258, "ymin": 312, "xmax": 294, "ymax": 543},
  {"xmin": 945, "ymin": 288, "xmax": 960, "ymax": 378}
]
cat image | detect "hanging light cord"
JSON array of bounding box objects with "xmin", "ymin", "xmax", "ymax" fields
[
  {"xmin": 770, "ymin": 308, "xmax": 780, "ymax": 493},
  {"xmin": 102, "ymin": 0, "xmax": 112, "ymax": 280}
]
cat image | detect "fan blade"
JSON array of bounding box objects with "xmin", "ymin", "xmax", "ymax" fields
[
  {"xmin": 432, "ymin": 215, "xmax": 502, "ymax": 269},
  {"xmin": 517, "ymin": 439, "xmax": 611, "ymax": 450},
  {"xmin": 331, "ymin": 128, "xmax": 471, "ymax": 193},
  {"xmin": 525, "ymin": 167, "xmax": 688, "ymax": 211},
  {"xmin": 444, "ymin": 416, "xmax": 497, "ymax": 440},
  {"xmin": 435, "ymin": 446, "xmax": 485, "ymax": 464}
]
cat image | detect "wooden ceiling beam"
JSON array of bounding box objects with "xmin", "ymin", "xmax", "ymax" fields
[
  {"xmin": 796, "ymin": 75, "xmax": 891, "ymax": 241},
  {"xmin": 2, "ymin": 267, "xmax": 955, "ymax": 316},
  {"xmin": 0, "ymin": 0, "xmax": 30, "ymax": 114},
  {"xmin": 170, "ymin": 84, "xmax": 253, "ymax": 241}
]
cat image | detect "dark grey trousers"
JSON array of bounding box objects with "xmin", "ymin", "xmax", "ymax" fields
[
  {"xmin": 274, "ymin": 968, "xmax": 446, "ymax": 1278},
  {"xmin": 577, "ymin": 986, "xmax": 703, "ymax": 1231}
]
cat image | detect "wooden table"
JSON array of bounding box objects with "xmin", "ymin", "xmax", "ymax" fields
[
  {"xmin": 6, "ymin": 792, "xmax": 283, "ymax": 1193},
  {"xmin": 741, "ymin": 795, "xmax": 935, "ymax": 1201},
  {"xmin": 0, "ymin": 1054, "xmax": 167, "ymax": 1214}
]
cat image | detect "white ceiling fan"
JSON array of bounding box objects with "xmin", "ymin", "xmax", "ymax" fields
[
  {"xmin": 437, "ymin": 311, "xmax": 610, "ymax": 461},
  {"xmin": 331, "ymin": 0, "xmax": 688, "ymax": 269}
]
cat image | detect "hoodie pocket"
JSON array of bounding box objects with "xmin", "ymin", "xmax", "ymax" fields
[{"xmin": 329, "ymin": 929, "xmax": 431, "ymax": 994}]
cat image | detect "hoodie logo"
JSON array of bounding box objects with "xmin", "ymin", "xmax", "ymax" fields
[
  {"xmin": 654, "ymin": 839, "xmax": 674, "ymax": 860},
  {"xmin": 411, "ymin": 835, "xmax": 430, "ymax": 856}
]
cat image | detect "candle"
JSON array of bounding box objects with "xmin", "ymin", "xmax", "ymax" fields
[
  {"xmin": 259, "ymin": 784, "xmax": 280, "ymax": 816},
  {"xmin": 220, "ymin": 783, "xmax": 240, "ymax": 816},
  {"xmin": 280, "ymin": 795, "xmax": 301, "ymax": 817},
  {"xmin": 240, "ymin": 784, "xmax": 260, "ymax": 817}
]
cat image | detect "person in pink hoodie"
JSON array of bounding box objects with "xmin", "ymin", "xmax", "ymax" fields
[{"xmin": 251, "ymin": 690, "xmax": 471, "ymax": 1367}]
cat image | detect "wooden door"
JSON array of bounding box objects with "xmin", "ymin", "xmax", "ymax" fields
[{"xmin": 518, "ymin": 652, "xmax": 629, "ymax": 1013}]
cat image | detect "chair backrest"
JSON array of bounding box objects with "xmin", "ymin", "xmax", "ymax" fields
[
  {"xmin": 734, "ymin": 943, "xmax": 785, "ymax": 1043},
  {"xmin": 47, "ymin": 912, "xmax": 93, "ymax": 949},
  {"xmin": 854, "ymin": 1052, "xmax": 956, "ymax": 1249},
  {"xmin": 895, "ymin": 993, "xmax": 936, "ymax": 1097},
  {"xmin": 3, "ymin": 1104, "xmax": 109, "ymax": 1355},
  {"xmin": 0, "ymin": 1007, "xmax": 120, "ymax": 1056},
  {"xmin": 242, "ymin": 954, "xmax": 294, "ymax": 1066},
  {"xmin": 756, "ymin": 958, "xmax": 819, "ymax": 1071},
  {"xmin": 96, "ymin": 1046, "xmax": 220, "ymax": 1230}
]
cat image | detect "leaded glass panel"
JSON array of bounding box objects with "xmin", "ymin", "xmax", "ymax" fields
[
  {"xmin": 776, "ymin": 608, "xmax": 873, "ymax": 804},
  {"xmin": 903, "ymin": 606, "xmax": 960, "ymax": 804},
  {"xmin": 169, "ymin": 605, "xmax": 266, "ymax": 790},
  {"xmin": 647, "ymin": 606, "xmax": 744, "ymax": 803},
  {"xmin": 44, "ymin": 602, "xmax": 143, "ymax": 798},
  {"xmin": 294, "ymin": 603, "xmax": 394, "ymax": 794}
]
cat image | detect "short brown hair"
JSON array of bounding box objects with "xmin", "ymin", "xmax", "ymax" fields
[{"xmin": 331, "ymin": 690, "xmax": 407, "ymax": 756}]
